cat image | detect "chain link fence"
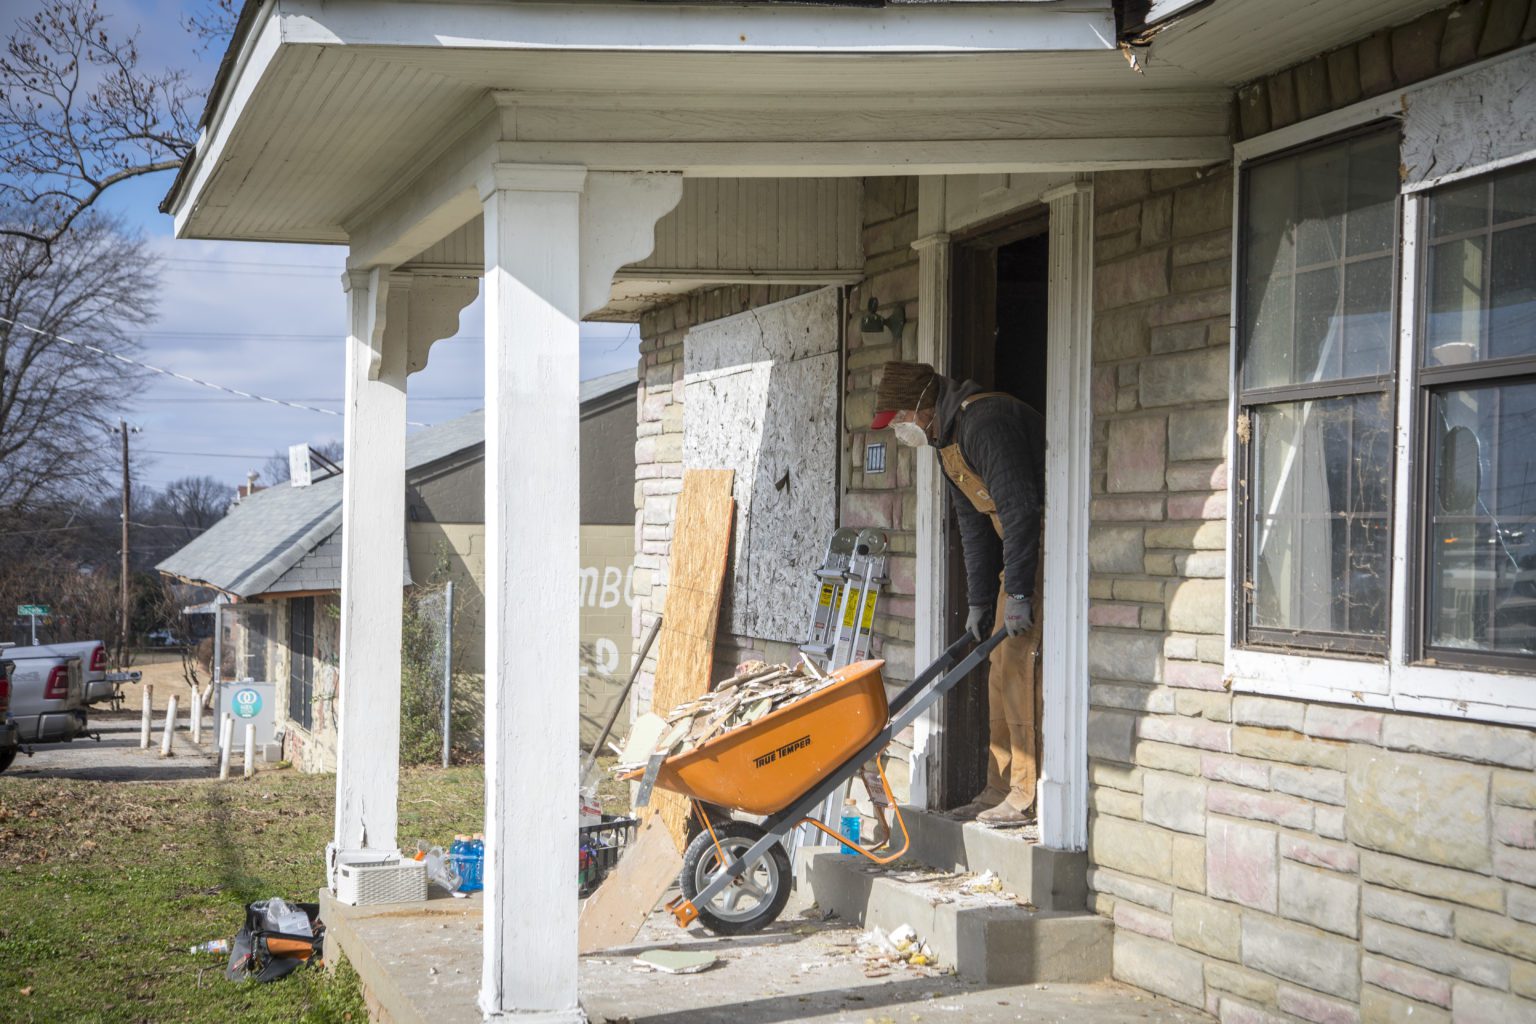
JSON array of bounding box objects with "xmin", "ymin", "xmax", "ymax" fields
[{"xmin": 402, "ymin": 581, "xmax": 484, "ymax": 765}]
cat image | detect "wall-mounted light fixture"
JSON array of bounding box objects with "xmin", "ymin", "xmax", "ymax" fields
[{"xmin": 859, "ymin": 297, "xmax": 906, "ymax": 345}]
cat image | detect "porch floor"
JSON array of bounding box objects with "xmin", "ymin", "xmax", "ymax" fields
[{"xmin": 321, "ymin": 885, "xmax": 1212, "ymax": 1024}]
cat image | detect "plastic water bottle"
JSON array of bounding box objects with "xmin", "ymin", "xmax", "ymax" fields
[
  {"xmin": 455, "ymin": 835, "xmax": 483, "ymax": 893},
  {"xmin": 190, "ymin": 939, "xmax": 230, "ymax": 955},
  {"xmin": 839, "ymin": 797, "xmax": 861, "ymax": 856}
]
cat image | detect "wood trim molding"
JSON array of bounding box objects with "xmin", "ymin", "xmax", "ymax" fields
[{"xmin": 1039, "ymin": 177, "xmax": 1093, "ymax": 853}]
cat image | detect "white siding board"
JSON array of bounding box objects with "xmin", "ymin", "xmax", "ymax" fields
[{"xmin": 1401, "ymin": 49, "xmax": 1536, "ymax": 190}]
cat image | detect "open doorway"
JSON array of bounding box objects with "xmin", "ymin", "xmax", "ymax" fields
[{"xmin": 937, "ymin": 210, "xmax": 1050, "ymax": 809}]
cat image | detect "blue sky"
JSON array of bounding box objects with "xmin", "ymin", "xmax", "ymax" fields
[{"xmin": 74, "ymin": 0, "xmax": 639, "ymax": 493}]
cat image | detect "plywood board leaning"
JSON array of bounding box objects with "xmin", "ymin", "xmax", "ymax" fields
[
  {"xmin": 577, "ymin": 468, "xmax": 733, "ymax": 952},
  {"xmin": 649, "ymin": 468, "xmax": 735, "ymax": 853},
  {"xmin": 577, "ymin": 817, "xmax": 684, "ymax": 954}
]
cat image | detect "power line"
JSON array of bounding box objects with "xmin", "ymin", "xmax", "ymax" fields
[
  {"xmin": 142, "ymin": 449, "xmax": 274, "ymax": 459},
  {"xmin": 0, "ymin": 313, "xmax": 429, "ymax": 428}
]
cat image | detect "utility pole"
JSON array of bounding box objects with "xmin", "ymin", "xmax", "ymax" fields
[{"xmin": 119, "ymin": 419, "xmax": 131, "ymax": 667}]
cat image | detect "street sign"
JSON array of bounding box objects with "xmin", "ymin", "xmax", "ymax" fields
[{"xmin": 16, "ymin": 605, "xmax": 48, "ymax": 616}]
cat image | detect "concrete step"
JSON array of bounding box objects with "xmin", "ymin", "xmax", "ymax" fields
[
  {"xmin": 796, "ymin": 848, "xmax": 1112, "ymax": 985},
  {"xmin": 894, "ymin": 805, "xmax": 1088, "ymax": 911}
]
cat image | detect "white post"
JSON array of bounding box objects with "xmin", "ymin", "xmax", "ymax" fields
[
  {"xmin": 244, "ymin": 723, "xmax": 256, "ymax": 779},
  {"xmin": 139, "ymin": 684, "xmax": 154, "ymax": 749},
  {"xmin": 478, "ymin": 163, "xmax": 585, "ymax": 1022},
  {"xmin": 219, "ymin": 713, "xmax": 233, "ymax": 780},
  {"xmin": 190, "ymin": 686, "xmax": 202, "ymax": 745},
  {"xmin": 332, "ymin": 267, "xmax": 408, "ymax": 857},
  {"xmin": 909, "ymin": 177, "xmax": 952, "ymax": 810},
  {"xmin": 1038, "ymin": 179, "xmax": 1094, "ymax": 853},
  {"xmin": 159, "ymin": 694, "xmax": 178, "ymax": 757}
]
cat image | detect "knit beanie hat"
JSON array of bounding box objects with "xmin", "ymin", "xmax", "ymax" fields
[{"xmin": 871, "ymin": 362, "xmax": 938, "ymax": 429}]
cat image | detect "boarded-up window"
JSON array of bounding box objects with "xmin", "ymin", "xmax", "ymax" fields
[{"xmin": 684, "ymin": 288, "xmax": 840, "ymax": 644}]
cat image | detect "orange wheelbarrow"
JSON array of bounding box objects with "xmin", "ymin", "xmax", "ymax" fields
[{"xmin": 629, "ymin": 630, "xmax": 1006, "ymax": 935}]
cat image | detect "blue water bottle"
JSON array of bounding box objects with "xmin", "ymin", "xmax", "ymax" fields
[
  {"xmin": 464, "ymin": 836, "xmax": 485, "ymax": 892},
  {"xmin": 839, "ymin": 798, "xmax": 861, "ymax": 856},
  {"xmin": 449, "ymin": 836, "xmax": 467, "ymax": 890}
]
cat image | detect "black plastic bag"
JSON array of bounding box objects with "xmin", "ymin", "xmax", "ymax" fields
[{"xmin": 225, "ymin": 899, "xmax": 324, "ymax": 983}]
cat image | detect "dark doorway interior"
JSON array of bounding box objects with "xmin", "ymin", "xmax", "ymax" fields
[{"xmin": 937, "ymin": 215, "xmax": 1050, "ymax": 809}]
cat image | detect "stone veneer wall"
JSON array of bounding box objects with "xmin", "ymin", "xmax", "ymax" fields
[
  {"xmin": 1084, "ymin": 164, "xmax": 1536, "ymax": 1022},
  {"xmin": 280, "ymin": 594, "xmax": 341, "ymax": 773}
]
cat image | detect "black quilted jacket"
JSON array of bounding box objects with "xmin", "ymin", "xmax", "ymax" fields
[{"xmin": 931, "ymin": 377, "xmax": 1046, "ymax": 609}]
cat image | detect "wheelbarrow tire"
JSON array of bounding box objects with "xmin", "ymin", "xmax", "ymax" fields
[{"xmin": 680, "ymin": 821, "xmax": 792, "ymax": 936}]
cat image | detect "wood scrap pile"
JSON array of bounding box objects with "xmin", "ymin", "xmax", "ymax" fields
[{"xmin": 615, "ymin": 658, "xmax": 836, "ymax": 771}]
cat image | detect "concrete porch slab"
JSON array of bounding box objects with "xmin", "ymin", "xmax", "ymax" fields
[{"xmin": 320, "ymin": 884, "xmax": 1205, "ymax": 1024}]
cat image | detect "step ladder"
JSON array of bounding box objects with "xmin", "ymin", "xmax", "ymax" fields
[{"xmin": 792, "ymin": 526, "xmax": 890, "ymax": 856}]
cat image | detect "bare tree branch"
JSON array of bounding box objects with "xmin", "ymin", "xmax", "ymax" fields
[{"xmin": 0, "ymin": 0, "xmax": 226, "ymax": 247}]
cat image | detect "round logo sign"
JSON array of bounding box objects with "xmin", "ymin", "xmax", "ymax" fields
[{"xmin": 232, "ymin": 688, "xmax": 262, "ymax": 719}]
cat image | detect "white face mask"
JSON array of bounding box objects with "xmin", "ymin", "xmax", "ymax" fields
[{"xmin": 892, "ymin": 421, "xmax": 929, "ymax": 448}]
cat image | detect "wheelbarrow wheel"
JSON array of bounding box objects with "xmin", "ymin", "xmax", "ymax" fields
[{"xmin": 680, "ymin": 821, "xmax": 791, "ymax": 935}]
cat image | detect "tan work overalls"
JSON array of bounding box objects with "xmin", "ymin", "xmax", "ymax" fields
[{"xmin": 939, "ymin": 393, "xmax": 1045, "ymax": 813}]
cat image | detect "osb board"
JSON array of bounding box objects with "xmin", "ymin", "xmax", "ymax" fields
[
  {"xmin": 684, "ymin": 287, "xmax": 840, "ymax": 644},
  {"xmin": 649, "ymin": 467, "xmax": 734, "ymax": 851},
  {"xmin": 577, "ymin": 817, "xmax": 683, "ymax": 953}
]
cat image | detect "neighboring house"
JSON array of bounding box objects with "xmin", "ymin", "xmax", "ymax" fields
[
  {"xmin": 159, "ymin": 1, "xmax": 1536, "ymax": 1020},
  {"xmin": 158, "ymin": 378, "xmax": 640, "ymax": 770}
]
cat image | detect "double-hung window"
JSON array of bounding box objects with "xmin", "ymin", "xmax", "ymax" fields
[
  {"xmin": 1235, "ymin": 127, "xmax": 1400, "ymax": 656},
  {"xmin": 1416, "ymin": 164, "xmax": 1536, "ymax": 673},
  {"xmin": 288, "ymin": 596, "xmax": 315, "ymax": 731},
  {"xmin": 1230, "ymin": 61, "xmax": 1536, "ymax": 723}
]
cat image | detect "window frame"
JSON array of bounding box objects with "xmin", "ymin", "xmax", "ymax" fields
[
  {"xmin": 287, "ymin": 596, "xmax": 315, "ymax": 732},
  {"xmin": 1224, "ymin": 68, "xmax": 1536, "ymax": 730},
  {"xmin": 1231, "ymin": 120, "xmax": 1403, "ymax": 659},
  {"xmin": 1410, "ymin": 166, "xmax": 1536, "ymax": 675}
]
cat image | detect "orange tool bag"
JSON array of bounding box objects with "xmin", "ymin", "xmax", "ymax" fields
[{"xmin": 225, "ymin": 900, "xmax": 324, "ymax": 983}]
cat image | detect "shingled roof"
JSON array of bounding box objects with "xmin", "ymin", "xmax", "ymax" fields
[{"xmin": 157, "ymin": 410, "xmax": 485, "ymax": 598}]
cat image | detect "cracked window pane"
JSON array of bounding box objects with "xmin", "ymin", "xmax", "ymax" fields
[
  {"xmin": 1249, "ymin": 395, "xmax": 1392, "ymax": 639},
  {"xmin": 1428, "ymin": 383, "xmax": 1536, "ymax": 654},
  {"xmin": 1242, "ymin": 132, "xmax": 1398, "ymax": 390}
]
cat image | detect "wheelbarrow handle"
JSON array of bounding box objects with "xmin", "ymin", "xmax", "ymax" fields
[{"xmin": 887, "ymin": 630, "xmax": 1005, "ymax": 717}]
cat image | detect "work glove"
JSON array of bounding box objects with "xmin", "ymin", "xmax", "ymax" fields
[
  {"xmin": 965, "ymin": 605, "xmax": 993, "ymax": 642},
  {"xmin": 1005, "ymin": 595, "xmax": 1033, "ymax": 637}
]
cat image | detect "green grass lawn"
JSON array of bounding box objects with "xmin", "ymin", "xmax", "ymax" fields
[{"xmin": 0, "ymin": 766, "xmax": 487, "ymax": 1023}]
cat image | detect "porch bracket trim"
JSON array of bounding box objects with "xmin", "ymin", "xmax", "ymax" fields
[
  {"xmin": 1038, "ymin": 177, "xmax": 1093, "ymax": 853},
  {"xmin": 392, "ymin": 271, "xmax": 481, "ymax": 377}
]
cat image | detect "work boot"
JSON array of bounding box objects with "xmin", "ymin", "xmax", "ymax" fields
[
  {"xmin": 977, "ymin": 796, "xmax": 1034, "ymax": 826},
  {"xmin": 949, "ymin": 795, "xmax": 1004, "ymax": 821}
]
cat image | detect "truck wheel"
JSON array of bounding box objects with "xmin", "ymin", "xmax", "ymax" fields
[
  {"xmin": 679, "ymin": 821, "xmax": 791, "ymax": 935},
  {"xmin": 0, "ymin": 748, "xmax": 15, "ymax": 774}
]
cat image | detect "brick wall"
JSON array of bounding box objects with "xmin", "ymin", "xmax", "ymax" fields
[{"xmin": 1085, "ymin": 161, "xmax": 1536, "ymax": 1021}]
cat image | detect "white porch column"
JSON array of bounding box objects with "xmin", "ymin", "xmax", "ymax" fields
[
  {"xmin": 478, "ymin": 163, "xmax": 587, "ymax": 1023},
  {"xmin": 1038, "ymin": 179, "xmax": 1094, "ymax": 852},
  {"xmin": 908, "ymin": 181, "xmax": 952, "ymax": 810},
  {"xmin": 333, "ymin": 267, "xmax": 407, "ymax": 860}
]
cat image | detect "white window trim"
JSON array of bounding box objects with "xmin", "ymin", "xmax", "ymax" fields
[{"xmin": 1224, "ymin": 66, "xmax": 1536, "ymax": 729}]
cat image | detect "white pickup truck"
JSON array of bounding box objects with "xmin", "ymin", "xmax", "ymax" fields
[{"xmin": 6, "ymin": 645, "xmax": 87, "ymax": 743}]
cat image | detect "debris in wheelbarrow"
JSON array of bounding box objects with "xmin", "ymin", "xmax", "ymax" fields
[{"xmin": 611, "ymin": 657, "xmax": 837, "ymax": 772}]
